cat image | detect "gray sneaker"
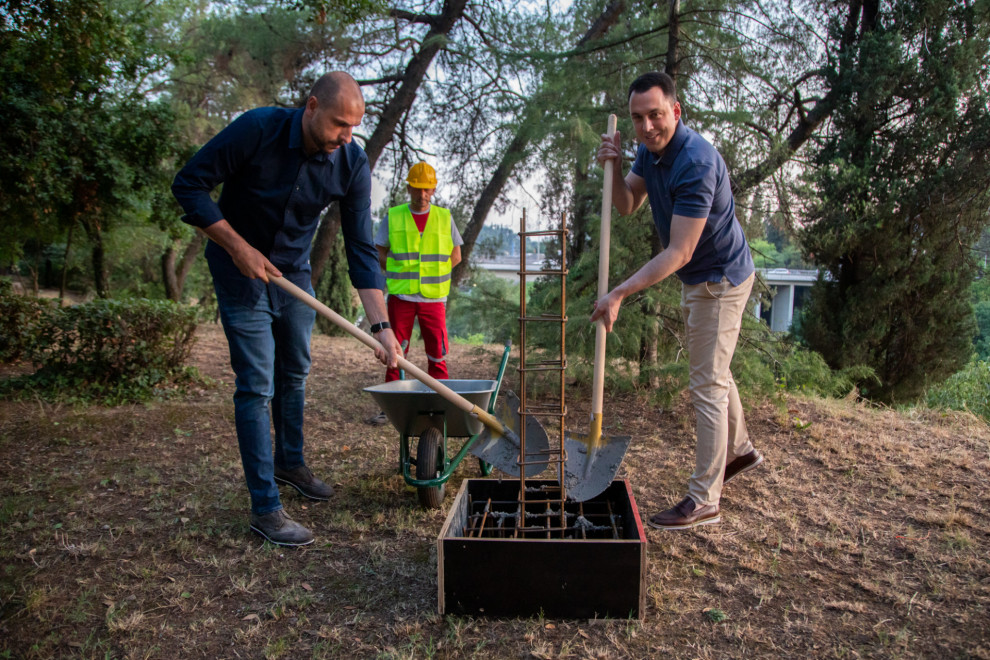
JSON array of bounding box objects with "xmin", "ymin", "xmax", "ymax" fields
[
  {"xmin": 249, "ymin": 509, "xmax": 314, "ymax": 546},
  {"xmin": 273, "ymin": 464, "xmax": 334, "ymax": 501}
]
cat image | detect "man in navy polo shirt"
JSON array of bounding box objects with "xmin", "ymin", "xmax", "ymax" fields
[
  {"xmin": 592, "ymin": 71, "xmax": 762, "ymax": 530},
  {"xmin": 172, "ymin": 72, "xmax": 401, "ymax": 546}
]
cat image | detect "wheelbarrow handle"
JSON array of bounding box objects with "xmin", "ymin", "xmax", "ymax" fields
[{"xmin": 270, "ymin": 276, "xmax": 484, "ymax": 422}]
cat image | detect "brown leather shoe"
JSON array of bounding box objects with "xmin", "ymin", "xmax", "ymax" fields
[
  {"xmin": 723, "ymin": 449, "xmax": 764, "ymax": 485},
  {"xmin": 647, "ymin": 496, "xmax": 720, "ymax": 530},
  {"xmin": 249, "ymin": 509, "xmax": 314, "ymax": 546},
  {"xmin": 273, "ymin": 465, "xmax": 334, "ymax": 501}
]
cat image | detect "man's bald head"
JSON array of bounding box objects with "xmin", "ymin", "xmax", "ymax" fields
[
  {"xmin": 301, "ymin": 72, "xmax": 365, "ymax": 157},
  {"xmin": 309, "ymin": 72, "xmax": 363, "ymax": 108}
]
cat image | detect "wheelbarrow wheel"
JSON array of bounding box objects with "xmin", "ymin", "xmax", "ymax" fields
[{"xmin": 416, "ymin": 427, "xmax": 446, "ymax": 508}]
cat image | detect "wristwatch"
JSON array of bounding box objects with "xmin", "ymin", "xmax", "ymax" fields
[{"xmin": 370, "ymin": 321, "xmax": 391, "ymax": 334}]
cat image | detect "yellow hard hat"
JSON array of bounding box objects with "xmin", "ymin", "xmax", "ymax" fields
[{"xmin": 406, "ymin": 162, "xmax": 437, "ymax": 189}]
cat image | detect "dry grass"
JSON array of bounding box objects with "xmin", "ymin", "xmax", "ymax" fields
[{"xmin": 1, "ymin": 323, "xmax": 989, "ymax": 658}]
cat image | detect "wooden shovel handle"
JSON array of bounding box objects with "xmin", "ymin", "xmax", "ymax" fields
[
  {"xmin": 591, "ymin": 114, "xmax": 618, "ymax": 417},
  {"xmin": 270, "ymin": 276, "xmax": 480, "ymax": 420}
]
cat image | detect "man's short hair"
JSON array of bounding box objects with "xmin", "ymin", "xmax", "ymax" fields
[
  {"xmin": 627, "ymin": 72, "xmax": 677, "ymax": 104},
  {"xmin": 309, "ymin": 71, "xmax": 359, "ymax": 106}
]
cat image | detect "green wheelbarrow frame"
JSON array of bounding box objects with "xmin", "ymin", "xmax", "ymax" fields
[{"xmin": 364, "ymin": 344, "xmax": 511, "ymax": 506}]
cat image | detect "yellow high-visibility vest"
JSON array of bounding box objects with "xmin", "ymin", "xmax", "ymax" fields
[{"xmin": 385, "ymin": 204, "xmax": 454, "ymax": 298}]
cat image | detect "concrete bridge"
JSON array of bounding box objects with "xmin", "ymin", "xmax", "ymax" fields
[{"xmin": 472, "ymin": 257, "xmax": 818, "ymax": 333}]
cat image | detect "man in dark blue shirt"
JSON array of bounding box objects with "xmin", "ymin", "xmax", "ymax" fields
[
  {"xmin": 592, "ymin": 71, "xmax": 762, "ymax": 531},
  {"xmin": 173, "ymin": 72, "xmax": 401, "ymax": 546}
]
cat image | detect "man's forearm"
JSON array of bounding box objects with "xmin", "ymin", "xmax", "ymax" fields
[
  {"xmin": 200, "ymin": 220, "xmax": 249, "ymax": 256},
  {"xmin": 614, "ymin": 249, "xmax": 685, "ymax": 300},
  {"xmin": 357, "ymin": 288, "xmax": 389, "ymax": 325},
  {"xmin": 198, "ymin": 220, "xmax": 278, "ymax": 280},
  {"xmin": 611, "ymin": 165, "xmax": 636, "ymax": 216}
]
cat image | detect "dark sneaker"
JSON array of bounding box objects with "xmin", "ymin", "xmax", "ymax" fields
[
  {"xmin": 723, "ymin": 449, "xmax": 764, "ymax": 485},
  {"xmin": 368, "ymin": 411, "xmax": 389, "ymax": 426},
  {"xmin": 647, "ymin": 496, "xmax": 720, "ymax": 530},
  {"xmin": 273, "ymin": 465, "xmax": 334, "ymax": 501},
  {"xmin": 249, "ymin": 509, "xmax": 314, "ymax": 546}
]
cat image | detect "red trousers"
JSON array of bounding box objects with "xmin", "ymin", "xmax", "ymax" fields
[{"xmin": 385, "ymin": 296, "xmax": 449, "ymax": 382}]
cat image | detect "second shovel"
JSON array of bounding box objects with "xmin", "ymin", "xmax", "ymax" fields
[{"xmin": 563, "ymin": 114, "xmax": 631, "ymax": 502}]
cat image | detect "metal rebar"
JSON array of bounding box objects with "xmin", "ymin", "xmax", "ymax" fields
[
  {"xmin": 475, "ymin": 498, "xmax": 492, "ymax": 538},
  {"xmin": 606, "ymin": 500, "xmax": 619, "ymax": 539}
]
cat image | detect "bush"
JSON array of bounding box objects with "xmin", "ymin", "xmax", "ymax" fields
[
  {"xmin": 925, "ymin": 360, "xmax": 990, "ymax": 422},
  {"xmin": 0, "ymin": 293, "xmax": 204, "ymax": 404},
  {"xmin": 0, "ymin": 279, "xmax": 57, "ymax": 362}
]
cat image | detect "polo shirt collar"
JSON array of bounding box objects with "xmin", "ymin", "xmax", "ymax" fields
[
  {"xmin": 289, "ymin": 107, "xmax": 329, "ymax": 162},
  {"xmin": 652, "ymin": 119, "xmax": 688, "ymax": 167}
]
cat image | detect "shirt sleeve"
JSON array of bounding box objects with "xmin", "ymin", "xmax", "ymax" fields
[
  {"xmin": 451, "ymin": 218, "xmax": 464, "ymax": 246},
  {"xmin": 171, "ymin": 112, "xmax": 262, "ymax": 229},
  {"xmin": 671, "ymin": 161, "xmax": 715, "ymax": 220},
  {"xmin": 338, "ymin": 153, "xmax": 387, "ymax": 290},
  {"xmin": 374, "ymin": 215, "xmax": 389, "ymax": 247}
]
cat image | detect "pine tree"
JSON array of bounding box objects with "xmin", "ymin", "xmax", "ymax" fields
[{"xmin": 799, "ymin": 0, "xmax": 990, "ymax": 403}]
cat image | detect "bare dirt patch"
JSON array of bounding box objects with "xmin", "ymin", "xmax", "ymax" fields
[{"xmin": 1, "ymin": 323, "xmax": 989, "ymax": 658}]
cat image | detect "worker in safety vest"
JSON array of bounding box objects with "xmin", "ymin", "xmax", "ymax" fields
[{"xmin": 373, "ymin": 162, "xmax": 463, "ymax": 398}]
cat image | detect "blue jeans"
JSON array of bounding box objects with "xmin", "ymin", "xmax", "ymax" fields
[{"xmin": 215, "ymin": 280, "xmax": 317, "ymax": 514}]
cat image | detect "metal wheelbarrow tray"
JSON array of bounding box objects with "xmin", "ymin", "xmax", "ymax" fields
[
  {"xmin": 364, "ymin": 379, "xmax": 498, "ymax": 438},
  {"xmin": 363, "ymin": 345, "xmax": 511, "ymax": 508}
]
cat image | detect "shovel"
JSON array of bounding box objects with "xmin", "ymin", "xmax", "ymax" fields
[
  {"xmin": 562, "ymin": 114, "xmax": 632, "ymax": 502},
  {"xmin": 270, "ymin": 276, "xmax": 549, "ymax": 477}
]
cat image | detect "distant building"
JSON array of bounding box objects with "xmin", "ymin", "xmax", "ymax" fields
[{"xmin": 754, "ymin": 268, "xmax": 819, "ymax": 332}]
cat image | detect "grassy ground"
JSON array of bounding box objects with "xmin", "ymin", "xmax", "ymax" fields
[{"xmin": 1, "ymin": 323, "xmax": 988, "ymax": 659}]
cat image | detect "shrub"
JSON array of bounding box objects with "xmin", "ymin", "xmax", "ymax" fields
[
  {"xmin": 0, "ymin": 279, "xmax": 57, "ymax": 362},
  {"xmin": 0, "ymin": 294, "xmax": 203, "ymax": 404},
  {"xmin": 925, "ymin": 360, "xmax": 990, "ymax": 422}
]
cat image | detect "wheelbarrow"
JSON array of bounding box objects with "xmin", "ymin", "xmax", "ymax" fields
[{"xmin": 363, "ymin": 344, "xmax": 512, "ymax": 508}]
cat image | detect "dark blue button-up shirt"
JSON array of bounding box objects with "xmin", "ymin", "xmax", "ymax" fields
[
  {"xmin": 172, "ymin": 107, "xmax": 385, "ymax": 307},
  {"xmin": 631, "ymin": 119, "xmax": 754, "ymax": 286}
]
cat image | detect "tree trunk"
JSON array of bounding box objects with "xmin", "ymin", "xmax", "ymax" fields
[
  {"xmin": 162, "ymin": 233, "xmax": 205, "ymax": 302},
  {"xmin": 90, "ymin": 230, "xmax": 109, "ymax": 298},
  {"xmin": 638, "ymin": 227, "xmax": 665, "ymax": 388},
  {"xmin": 310, "ymin": 0, "xmax": 469, "ymax": 283},
  {"xmin": 364, "ymin": 0, "xmax": 469, "ymax": 170},
  {"xmin": 665, "ymin": 0, "xmax": 680, "ymax": 81},
  {"xmin": 638, "ymin": 0, "xmax": 683, "ymax": 383},
  {"xmin": 162, "ymin": 243, "xmax": 178, "ymax": 300},
  {"xmin": 730, "ymin": 0, "xmax": 867, "ymax": 196},
  {"xmin": 568, "ymin": 165, "xmax": 593, "ymax": 265},
  {"xmin": 310, "ymin": 205, "xmax": 342, "ymax": 288},
  {"xmin": 452, "ymin": 123, "xmax": 537, "ymax": 287},
  {"xmin": 452, "ymin": 0, "xmax": 631, "ymax": 287},
  {"xmin": 59, "ymin": 222, "xmax": 74, "ymax": 300}
]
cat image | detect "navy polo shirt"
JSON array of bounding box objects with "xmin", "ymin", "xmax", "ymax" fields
[
  {"xmin": 630, "ymin": 119, "xmax": 754, "ymax": 286},
  {"xmin": 172, "ymin": 107, "xmax": 385, "ymax": 307}
]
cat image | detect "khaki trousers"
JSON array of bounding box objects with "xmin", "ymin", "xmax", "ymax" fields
[{"xmin": 681, "ymin": 272, "xmax": 755, "ymax": 506}]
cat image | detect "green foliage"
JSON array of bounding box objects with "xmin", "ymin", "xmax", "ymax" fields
[
  {"xmin": 0, "ymin": 280, "xmax": 57, "ymax": 362},
  {"xmin": 925, "ymin": 360, "xmax": 990, "ymax": 423},
  {"xmin": 1, "ymin": 0, "xmax": 181, "ymax": 296},
  {"xmin": 0, "ymin": 291, "xmax": 204, "ymax": 404},
  {"xmin": 972, "ymin": 273, "xmax": 990, "ymax": 361},
  {"xmin": 749, "ymin": 238, "xmax": 810, "ymax": 270},
  {"xmin": 313, "ymin": 233, "xmax": 355, "ymax": 336},
  {"xmin": 447, "ymin": 272, "xmax": 519, "ymax": 344},
  {"xmin": 799, "ymin": 0, "xmax": 990, "ymax": 404}
]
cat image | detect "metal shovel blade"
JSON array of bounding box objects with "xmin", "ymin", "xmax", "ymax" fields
[
  {"xmin": 470, "ymin": 391, "xmax": 550, "ymax": 477},
  {"xmin": 562, "ymin": 431, "xmax": 632, "ymax": 502}
]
